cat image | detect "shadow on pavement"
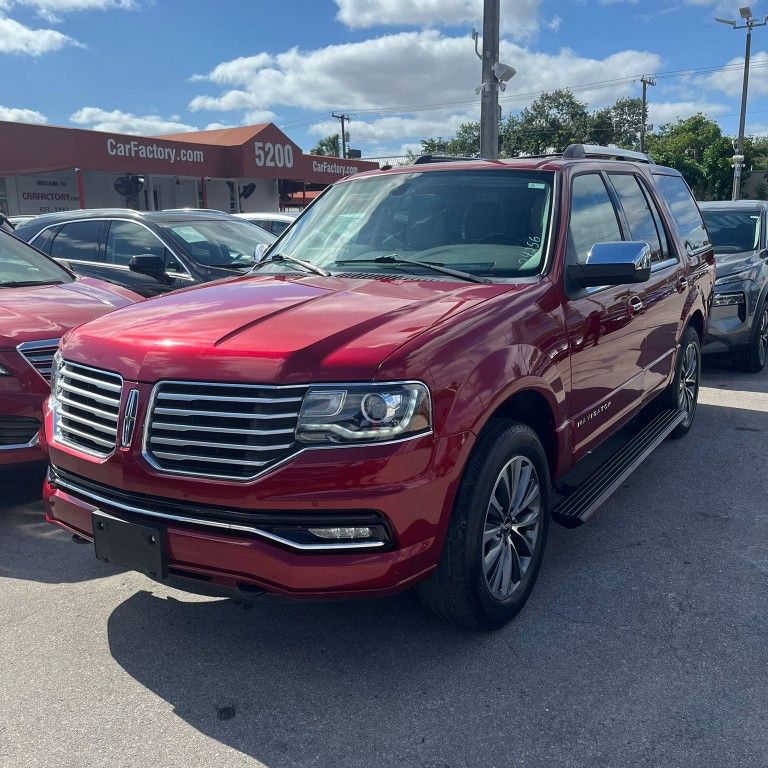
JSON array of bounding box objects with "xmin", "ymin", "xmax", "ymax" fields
[
  {"xmin": 0, "ymin": 464, "xmax": 125, "ymax": 585},
  {"xmin": 105, "ymin": 399, "xmax": 768, "ymax": 767}
]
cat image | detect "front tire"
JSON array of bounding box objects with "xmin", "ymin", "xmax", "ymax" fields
[
  {"xmin": 416, "ymin": 420, "xmax": 550, "ymax": 630},
  {"xmin": 736, "ymin": 296, "xmax": 768, "ymax": 373},
  {"xmin": 661, "ymin": 325, "xmax": 701, "ymax": 439}
]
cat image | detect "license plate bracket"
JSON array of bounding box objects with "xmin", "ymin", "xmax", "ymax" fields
[{"xmin": 92, "ymin": 510, "xmax": 167, "ymax": 579}]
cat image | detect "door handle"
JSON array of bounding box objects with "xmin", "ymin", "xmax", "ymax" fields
[
  {"xmin": 677, "ymin": 276, "xmax": 689, "ymax": 292},
  {"xmin": 629, "ymin": 296, "xmax": 644, "ymax": 314}
]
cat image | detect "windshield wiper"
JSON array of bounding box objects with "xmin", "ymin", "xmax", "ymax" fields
[
  {"xmin": 334, "ymin": 254, "xmax": 491, "ymax": 284},
  {"xmin": 0, "ymin": 280, "xmax": 65, "ymax": 288},
  {"xmin": 250, "ymin": 252, "xmax": 330, "ymax": 278}
]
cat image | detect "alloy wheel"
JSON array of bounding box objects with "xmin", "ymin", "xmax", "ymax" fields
[
  {"xmin": 482, "ymin": 456, "xmax": 541, "ymax": 600},
  {"xmin": 678, "ymin": 341, "xmax": 699, "ymax": 420}
]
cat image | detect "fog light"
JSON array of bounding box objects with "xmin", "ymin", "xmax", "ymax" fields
[
  {"xmin": 713, "ymin": 292, "xmax": 745, "ymax": 307},
  {"xmin": 307, "ymin": 526, "xmax": 373, "ymax": 540}
]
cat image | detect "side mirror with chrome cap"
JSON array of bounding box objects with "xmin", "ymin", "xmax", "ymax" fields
[{"xmin": 567, "ymin": 241, "xmax": 652, "ymax": 289}]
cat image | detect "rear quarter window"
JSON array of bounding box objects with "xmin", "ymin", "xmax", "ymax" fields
[{"xmin": 653, "ymin": 174, "xmax": 709, "ymax": 255}]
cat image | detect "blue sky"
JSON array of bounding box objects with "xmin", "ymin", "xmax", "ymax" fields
[{"xmin": 1, "ymin": 0, "xmax": 767, "ymax": 156}]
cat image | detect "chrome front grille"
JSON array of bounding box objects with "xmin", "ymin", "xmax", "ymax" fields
[
  {"xmin": 55, "ymin": 361, "xmax": 122, "ymax": 457},
  {"xmin": 145, "ymin": 381, "xmax": 308, "ymax": 480},
  {"xmin": 17, "ymin": 338, "xmax": 60, "ymax": 381}
]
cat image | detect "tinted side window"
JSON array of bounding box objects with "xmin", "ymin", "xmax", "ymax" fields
[
  {"xmin": 31, "ymin": 226, "xmax": 58, "ymax": 256},
  {"xmin": 653, "ymin": 174, "xmax": 709, "ymax": 255},
  {"xmin": 568, "ymin": 173, "xmax": 623, "ymax": 265},
  {"xmin": 271, "ymin": 220, "xmax": 291, "ymax": 236},
  {"xmin": 105, "ymin": 220, "xmax": 167, "ymax": 266},
  {"xmin": 609, "ymin": 174, "xmax": 666, "ymax": 264},
  {"xmin": 50, "ymin": 221, "xmax": 102, "ymax": 262}
]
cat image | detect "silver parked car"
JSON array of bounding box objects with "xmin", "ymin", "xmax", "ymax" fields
[{"xmin": 700, "ymin": 200, "xmax": 768, "ymax": 371}]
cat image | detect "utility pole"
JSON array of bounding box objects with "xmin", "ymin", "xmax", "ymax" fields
[
  {"xmin": 331, "ymin": 112, "xmax": 350, "ymax": 159},
  {"xmin": 479, "ymin": 0, "xmax": 501, "ymax": 158},
  {"xmin": 716, "ymin": 8, "xmax": 767, "ymax": 200},
  {"xmin": 640, "ymin": 75, "xmax": 656, "ymax": 153}
]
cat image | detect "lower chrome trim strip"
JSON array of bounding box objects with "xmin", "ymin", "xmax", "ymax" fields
[{"xmin": 52, "ymin": 473, "xmax": 385, "ymax": 552}]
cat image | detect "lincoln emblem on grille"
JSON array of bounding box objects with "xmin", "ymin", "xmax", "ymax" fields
[{"xmin": 121, "ymin": 389, "xmax": 140, "ymax": 447}]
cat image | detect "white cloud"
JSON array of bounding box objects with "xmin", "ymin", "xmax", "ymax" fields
[
  {"xmin": 308, "ymin": 112, "xmax": 477, "ymax": 144},
  {"xmin": 702, "ymin": 52, "xmax": 768, "ymax": 97},
  {"xmin": 0, "ymin": 14, "xmax": 78, "ymax": 54},
  {"xmin": 546, "ymin": 15, "xmax": 562, "ymax": 30},
  {"xmin": 649, "ymin": 101, "xmax": 730, "ymax": 125},
  {"xmin": 69, "ymin": 107, "xmax": 198, "ymax": 135},
  {"xmin": 6, "ymin": 0, "xmax": 137, "ymax": 22},
  {"xmin": 334, "ymin": 0, "xmax": 542, "ymax": 38},
  {"xmin": 190, "ymin": 53, "xmax": 273, "ymax": 84},
  {"xmin": 189, "ymin": 31, "xmax": 660, "ymax": 132},
  {"xmin": 0, "ymin": 104, "xmax": 47, "ymax": 123}
]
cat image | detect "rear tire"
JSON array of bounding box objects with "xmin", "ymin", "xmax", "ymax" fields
[
  {"xmin": 416, "ymin": 420, "xmax": 550, "ymax": 630},
  {"xmin": 736, "ymin": 296, "xmax": 768, "ymax": 373},
  {"xmin": 659, "ymin": 325, "xmax": 701, "ymax": 439}
]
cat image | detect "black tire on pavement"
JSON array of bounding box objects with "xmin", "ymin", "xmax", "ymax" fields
[
  {"xmin": 416, "ymin": 420, "xmax": 550, "ymax": 630},
  {"xmin": 659, "ymin": 325, "xmax": 701, "ymax": 439},
  {"xmin": 736, "ymin": 295, "xmax": 768, "ymax": 373}
]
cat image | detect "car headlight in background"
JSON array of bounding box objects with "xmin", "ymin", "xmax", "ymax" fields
[
  {"xmin": 713, "ymin": 292, "xmax": 746, "ymax": 307},
  {"xmin": 296, "ymin": 382, "xmax": 431, "ymax": 445}
]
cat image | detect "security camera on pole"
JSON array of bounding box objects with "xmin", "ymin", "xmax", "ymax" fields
[
  {"xmin": 473, "ymin": 0, "xmax": 515, "ymax": 159},
  {"xmin": 715, "ymin": 6, "xmax": 768, "ymax": 200}
]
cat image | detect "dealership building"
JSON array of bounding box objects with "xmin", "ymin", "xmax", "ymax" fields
[{"xmin": 0, "ymin": 120, "xmax": 377, "ymax": 216}]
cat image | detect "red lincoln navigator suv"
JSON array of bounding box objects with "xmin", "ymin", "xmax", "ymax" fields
[
  {"xmin": 42, "ymin": 146, "xmax": 714, "ymax": 629},
  {"xmin": 0, "ymin": 231, "xmax": 138, "ymax": 476}
]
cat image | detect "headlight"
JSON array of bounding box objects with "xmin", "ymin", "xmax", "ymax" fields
[
  {"xmin": 713, "ymin": 292, "xmax": 746, "ymax": 307},
  {"xmin": 715, "ymin": 268, "xmax": 754, "ymax": 286},
  {"xmin": 296, "ymin": 382, "xmax": 431, "ymax": 445}
]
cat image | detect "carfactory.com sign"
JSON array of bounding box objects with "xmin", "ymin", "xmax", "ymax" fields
[{"xmin": 106, "ymin": 138, "xmax": 205, "ymax": 165}]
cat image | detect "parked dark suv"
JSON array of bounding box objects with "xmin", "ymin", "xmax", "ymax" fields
[
  {"xmin": 700, "ymin": 200, "xmax": 768, "ymax": 371},
  {"xmin": 14, "ymin": 209, "xmax": 275, "ymax": 298},
  {"xmin": 43, "ymin": 145, "xmax": 713, "ymax": 629}
]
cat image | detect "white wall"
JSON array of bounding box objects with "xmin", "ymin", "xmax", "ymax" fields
[
  {"xmin": 240, "ymin": 179, "xmax": 279, "ymax": 212},
  {"xmin": 82, "ymin": 171, "xmax": 128, "ymax": 209}
]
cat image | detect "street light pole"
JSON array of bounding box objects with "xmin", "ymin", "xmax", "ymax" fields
[
  {"xmin": 715, "ymin": 7, "xmax": 768, "ymax": 200},
  {"xmin": 479, "ymin": 0, "xmax": 501, "ymax": 159}
]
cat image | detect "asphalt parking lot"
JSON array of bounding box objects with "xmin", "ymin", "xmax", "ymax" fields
[{"xmin": 1, "ymin": 359, "xmax": 767, "ymax": 768}]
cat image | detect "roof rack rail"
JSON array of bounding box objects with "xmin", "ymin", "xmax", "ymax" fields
[
  {"xmin": 562, "ymin": 144, "xmax": 654, "ymax": 164},
  {"xmin": 413, "ymin": 154, "xmax": 488, "ymax": 165}
]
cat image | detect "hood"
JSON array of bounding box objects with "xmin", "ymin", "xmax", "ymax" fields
[
  {"xmin": 63, "ymin": 274, "xmax": 511, "ymax": 383},
  {"xmin": 714, "ymin": 250, "xmax": 759, "ymax": 280},
  {"xmin": 0, "ymin": 277, "xmax": 137, "ymax": 348}
]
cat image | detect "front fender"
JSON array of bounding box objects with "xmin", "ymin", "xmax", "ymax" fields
[{"xmin": 447, "ymin": 344, "xmax": 567, "ymax": 436}]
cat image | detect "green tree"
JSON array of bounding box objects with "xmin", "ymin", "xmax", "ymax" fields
[
  {"xmin": 609, "ymin": 97, "xmax": 643, "ymax": 148},
  {"xmin": 421, "ymin": 121, "xmax": 480, "ymax": 156},
  {"xmin": 515, "ymin": 89, "xmax": 590, "ymax": 154},
  {"xmin": 646, "ymin": 115, "xmax": 733, "ymax": 199},
  {"xmin": 311, "ymin": 134, "xmax": 341, "ymax": 157}
]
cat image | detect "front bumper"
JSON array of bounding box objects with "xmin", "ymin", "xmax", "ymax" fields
[
  {"xmin": 703, "ymin": 280, "xmax": 761, "ymax": 355},
  {"xmin": 44, "ymin": 427, "xmax": 474, "ymax": 599},
  {"xmin": 0, "ymin": 353, "xmax": 47, "ymax": 468}
]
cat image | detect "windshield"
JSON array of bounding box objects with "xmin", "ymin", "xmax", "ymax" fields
[
  {"xmin": 702, "ymin": 210, "xmax": 761, "ymax": 254},
  {"xmin": 0, "ymin": 231, "xmax": 72, "ymax": 286},
  {"xmin": 164, "ymin": 219, "xmax": 276, "ymax": 268},
  {"xmin": 270, "ymin": 170, "xmax": 554, "ymax": 279}
]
